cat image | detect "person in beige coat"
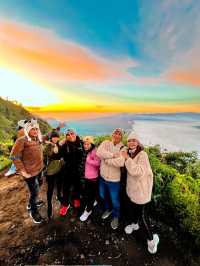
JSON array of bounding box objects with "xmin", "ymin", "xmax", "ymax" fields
[
  {"xmin": 96, "ymin": 128, "xmax": 125, "ymax": 230},
  {"xmin": 121, "ymin": 131, "xmax": 159, "ymax": 254}
]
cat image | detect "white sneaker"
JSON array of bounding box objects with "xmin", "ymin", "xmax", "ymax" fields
[
  {"xmin": 93, "ymin": 200, "xmax": 98, "ymax": 207},
  {"xmin": 147, "ymin": 234, "xmax": 159, "ymax": 254},
  {"xmin": 80, "ymin": 210, "xmax": 92, "ymax": 222},
  {"xmin": 111, "ymin": 217, "xmax": 119, "ymax": 230},
  {"xmin": 5, "ymin": 164, "xmax": 16, "ymax": 177},
  {"xmin": 101, "ymin": 210, "xmax": 112, "ymax": 220},
  {"xmin": 124, "ymin": 223, "xmax": 140, "ymax": 234}
]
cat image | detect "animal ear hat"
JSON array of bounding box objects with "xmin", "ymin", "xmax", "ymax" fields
[{"xmin": 24, "ymin": 119, "xmax": 42, "ymax": 142}]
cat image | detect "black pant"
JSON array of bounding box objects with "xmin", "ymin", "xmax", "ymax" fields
[
  {"xmin": 82, "ymin": 178, "xmax": 98, "ymax": 212},
  {"xmin": 127, "ymin": 198, "xmax": 153, "ymax": 241},
  {"xmin": 62, "ymin": 170, "xmax": 81, "ymax": 206},
  {"xmin": 25, "ymin": 173, "xmax": 41, "ymax": 212},
  {"xmin": 46, "ymin": 173, "xmax": 62, "ymax": 216}
]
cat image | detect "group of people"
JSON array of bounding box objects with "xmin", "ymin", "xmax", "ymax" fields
[{"xmin": 9, "ymin": 118, "xmax": 159, "ymax": 254}]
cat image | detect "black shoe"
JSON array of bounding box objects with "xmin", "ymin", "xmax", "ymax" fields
[
  {"xmin": 47, "ymin": 205, "xmax": 52, "ymax": 220},
  {"xmin": 29, "ymin": 211, "xmax": 44, "ymax": 224},
  {"xmin": 27, "ymin": 200, "xmax": 44, "ymax": 210}
]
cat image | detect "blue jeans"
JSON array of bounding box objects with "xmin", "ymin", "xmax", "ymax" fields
[
  {"xmin": 99, "ymin": 176, "xmax": 120, "ymax": 218},
  {"xmin": 25, "ymin": 175, "xmax": 40, "ymax": 212}
]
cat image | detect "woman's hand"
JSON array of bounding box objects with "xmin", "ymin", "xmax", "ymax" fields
[{"xmin": 121, "ymin": 150, "xmax": 129, "ymax": 159}]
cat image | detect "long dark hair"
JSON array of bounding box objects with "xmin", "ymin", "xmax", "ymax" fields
[{"xmin": 128, "ymin": 143, "xmax": 144, "ymax": 159}]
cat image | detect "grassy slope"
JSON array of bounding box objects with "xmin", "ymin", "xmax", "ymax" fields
[{"xmin": 0, "ymin": 97, "xmax": 51, "ymax": 141}]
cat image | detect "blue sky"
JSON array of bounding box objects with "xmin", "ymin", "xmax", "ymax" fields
[{"xmin": 0, "ymin": 0, "xmax": 200, "ymax": 116}]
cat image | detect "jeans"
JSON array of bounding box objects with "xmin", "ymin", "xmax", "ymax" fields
[
  {"xmin": 25, "ymin": 174, "xmax": 40, "ymax": 212},
  {"xmin": 99, "ymin": 176, "xmax": 120, "ymax": 218}
]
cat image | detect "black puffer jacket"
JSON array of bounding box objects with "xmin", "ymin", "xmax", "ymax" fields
[{"xmin": 60, "ymin": 136, "xmax": 84, "ymax": 175}]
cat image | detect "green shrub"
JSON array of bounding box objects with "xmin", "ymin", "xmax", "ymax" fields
[
  {"xmin": 94, "ymin": 135, "xmax": 111, "ymax": 146},
  {"xmin": 146, "ymin": 145, "xmax": 162, "ymax": 159},
  {"xmin": 0, "ymin": 156, "xmax": 12, "ymax": 171},
  {"xmin": 0, "ymin": 142, "xmax": 13, "ymax": 156},
  {"xmin": 186, "ymin": 161, "xmax": 200, "ymax": 179},
  {"xmin": 164, "ymin": 151, "xmax": 198, "ymax": 173},
  {"xmin": 148, "ymin": 153, "xmax": 177, "ymax": 206},
  {"xmin": 166, "ymin": 174, "xmax": 200, "ymax": 246}
]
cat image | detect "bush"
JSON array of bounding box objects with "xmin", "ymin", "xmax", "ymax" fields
[
  {"xmin": 0, "ymin": 156, "xmax": 11, "ymax": 171},
  {"xmin": 186, "ymin": 161, "xmax": 200, "ymax": 179},
  {"xmin": 163, "ymin": 151, "xmax": 198, "ymax": 173},
  {"xmin": 0, "ymin": 142, "xmax": 13, "ymax": 156},
  {"xmin": 146, "ymin": 145, "xmax": 162, "ymax": 159},
  {"xmin": 166, "ymin": 174, "xmax": 200, "ymax": 246},
  {"xmin": 94, "ymin": 135, "xmax": 111, "ymax": 146},
  {"xmin": 148, "ymin": 153, "xmax": 177, "ymax": 207}
]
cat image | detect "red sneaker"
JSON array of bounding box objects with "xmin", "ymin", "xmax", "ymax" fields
[
  {"xmin": 59, "ymin": 204, "xmax": 70, "ymax": 216},
  {"xmin": 73, "ymin": 199, "xmax": 80, "ymax": 208}
]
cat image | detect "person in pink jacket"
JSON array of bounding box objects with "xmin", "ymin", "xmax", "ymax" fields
[
  {"xmin": 121, "ymin": 131, "xmax": 159, "ymax": 254},
  {"xmin": 80, "ymin": 136, "xmax": 100, "ymax": 222}
]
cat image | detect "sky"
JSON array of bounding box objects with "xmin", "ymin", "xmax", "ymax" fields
[{"xmin": 0, "ymin": 0, "xmax": 200, "ymax": 118}]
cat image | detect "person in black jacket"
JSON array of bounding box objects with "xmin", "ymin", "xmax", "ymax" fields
[{"xmin": 59, "ymin": 129, "xmax": 84, "ymax": 216}]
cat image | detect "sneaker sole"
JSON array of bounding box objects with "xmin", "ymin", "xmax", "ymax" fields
[
  {"xmin": 101, "ymin": 212, "xmax": 112, "ymax": 220},
  {"xmin": 111, "ymin": 225, "xmax": 119, "ymax": 230},
  {"xmin": 125, "ymin": 224, "xmax": 140, "ymax": 234},
  {"xmin": 29, "ymin": 212, "xmax": 43, "ymax": 224},
  {"xmin": 80, "ymin": 212, "xmax": 92, "ymax": 222}
]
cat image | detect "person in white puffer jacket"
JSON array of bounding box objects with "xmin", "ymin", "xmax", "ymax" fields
[{"xmin": 121, "ymin": 131, "xmax": 159, "ymax": 254}]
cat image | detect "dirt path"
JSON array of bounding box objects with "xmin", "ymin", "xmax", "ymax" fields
[{"xmin": 0, "ymin": 172, "xmax": 196, "ymax": 266}]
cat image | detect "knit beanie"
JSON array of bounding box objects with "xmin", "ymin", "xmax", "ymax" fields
[
  {"xmin": 65, "ymin": 128, "xmax": 76, "ymax": 135},
  {"xmin": 127, "ymin": 131, "xmax": 140, "ymax": 142},
  {"xmin": 83, "ymin": 136, "xmax": 94, "ymax": 144},
  {"xmin": 112, "ymin": 128, "xmax": 124, "ymax": 136},
  {"xmin": 24, "ymin": 119, "xmax": 42, "ymax": 142},
  {"xmin": 49, "ymin": 130, "xmax": 60, "ymax": 139}
]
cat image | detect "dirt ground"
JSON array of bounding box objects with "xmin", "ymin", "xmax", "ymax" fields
[{"xmin": 0, "ymin": 171, "xmax": 198, "ymax": 266}]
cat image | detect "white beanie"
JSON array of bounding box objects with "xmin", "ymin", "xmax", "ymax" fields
[
  {"xmin": 24, "ymin": 119, "xmax": 42, "ymax": 142},
  {"xmin": 127, "ymin": 131, "xmax": 140, "ymax": 142}
]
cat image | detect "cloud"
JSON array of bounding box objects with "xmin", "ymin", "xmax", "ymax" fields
[
  {"xmin": 165, "ymin": 30, "xmax": 200, "ymax": 87},
  {"xmin": 122, "ymin": 0, "xmax": 200, "ymax": 88},
  {"xmin": 0, "ymin": 19, "xmax": 138, "ymax": 84}
]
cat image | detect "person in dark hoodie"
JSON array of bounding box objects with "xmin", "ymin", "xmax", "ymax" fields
[
  {"xmin": 79, "ymin": 136, "xmax": 100, "ymax": 222},
  {"xmin": 43, "ymin": 130, "xmax": 64, "ymax": 220},
  {"xmin": 59, "ymin": 129, "xmax": 84, "ymax": 216}
]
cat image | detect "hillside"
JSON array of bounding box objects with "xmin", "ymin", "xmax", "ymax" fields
[{"xmin": 0, "ymin": 97, "xmax": 51, "ymax": 141}]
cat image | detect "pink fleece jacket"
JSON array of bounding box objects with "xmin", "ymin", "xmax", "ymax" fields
[{"xmin": 85, "ymin": 148, "xmax": 100, "ymax": 180}]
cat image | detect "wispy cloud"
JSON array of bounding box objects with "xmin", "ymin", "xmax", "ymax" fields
[
  {"xmin": 122, "ymin": 0, "xmax": 200, "ymax": 88},
  {"xmin": 0, "ymin": 20, "xmax": 138, "ymax": 83}
]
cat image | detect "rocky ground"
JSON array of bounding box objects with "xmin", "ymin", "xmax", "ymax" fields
[{"xmin": 0, "ymin": 170, "xmax": 199, "ymax": 266}]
